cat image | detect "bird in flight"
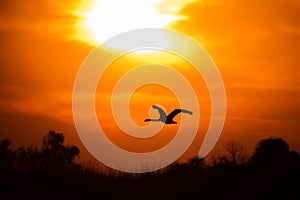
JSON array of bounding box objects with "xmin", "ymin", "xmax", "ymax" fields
[{"xmin": 144, "ymin": 105, "xmax": 193, "ymax": 124}]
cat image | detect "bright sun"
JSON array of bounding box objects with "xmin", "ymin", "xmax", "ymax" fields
[{"xmin": 75, "ymin": 0, "xmax": 194, "ymax": 48}]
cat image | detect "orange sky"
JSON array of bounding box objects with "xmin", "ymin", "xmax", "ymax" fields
[{"xmin": 0, "ymin": 0, "xmax": 299, "ymax": 163}]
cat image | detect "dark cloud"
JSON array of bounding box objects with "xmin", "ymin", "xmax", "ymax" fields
[
  {"xmin": 0, "ymin": 28, "xmax": 91, "ymax": 92},
  {"xmin": 0, "ymin": 1, "xmax": 91, "ymax": 134},
  {"xmin": 0, "ymin": 105, "xmax": 95, "ymax": 162},
  {"xmin": 0, "ymin": 0, "xmax": 79, "ymax": 29},
  {"xmin": 0, "ymin": 106, "xmax": 77, "ymax": 147}
]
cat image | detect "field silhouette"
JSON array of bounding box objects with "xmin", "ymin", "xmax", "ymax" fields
[{"xmin": 0, "ymin": 130, "xmax": 299, "ymax": 199}]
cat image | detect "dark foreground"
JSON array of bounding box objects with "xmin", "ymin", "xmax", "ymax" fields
[{"xmin": 1, "ymin": 131, "xmax": 299, "ymax": 199}]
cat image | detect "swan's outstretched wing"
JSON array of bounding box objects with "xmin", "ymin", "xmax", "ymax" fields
[
  {"xmin": 167, "ymin": 109, "xmax": 193, "ymax": 120},
  {"xmin": 152, "ymin": 105, "xmax": 167, "ymax": 120}
]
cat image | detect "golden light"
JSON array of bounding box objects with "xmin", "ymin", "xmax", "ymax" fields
[{"xmin": 74, "ymin": 0, "xmax": 195, "ymax": 48}]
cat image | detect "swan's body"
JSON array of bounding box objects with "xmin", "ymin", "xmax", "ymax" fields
[{"xmin": 144, "ymin": 105, "xmax": 193, "ymax": 124}]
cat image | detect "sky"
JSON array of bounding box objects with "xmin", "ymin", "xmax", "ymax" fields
[{"xmin": 0, "ymin": 0, "xmax": 299, "ymax": 164}]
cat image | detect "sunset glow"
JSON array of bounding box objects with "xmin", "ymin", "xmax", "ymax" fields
[
  {"xmin": 0, "ymin": 0, "xmax": 300, "ymax": 170},
  {"xmin": 1, "ymin": 0, "xmax": 300, "ymax": 196}
]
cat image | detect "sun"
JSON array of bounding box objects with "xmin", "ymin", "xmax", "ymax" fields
[{"xmin": 74, "ymin": 0, "xmax": 194, "ymax": 48}]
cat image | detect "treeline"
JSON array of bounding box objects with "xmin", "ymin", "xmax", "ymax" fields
[{"xmin": 0, "ymin": 130, "xmax": 299, "ymax": 199}]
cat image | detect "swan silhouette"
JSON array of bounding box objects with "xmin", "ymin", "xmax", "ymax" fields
[{"xmin": 144, "ymin": 105, "xmax": 193, "ymax": 124}]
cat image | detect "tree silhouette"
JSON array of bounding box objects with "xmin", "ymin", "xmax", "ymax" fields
[
  {"xmin": 0, "ymin": 139, "xmax": 15, "ymax": 172},
  {"xmin": 247, "ymin": 137, "xmax": 300, "ymax": 198},
  {"xmin": 38, "ymin": 130, "xmax": 80, "ymax": 173},
  {"xmin": 222, "ymin": 140, "xmax": 248, "ymax": 165},
  {"xmin": 10, "ymin": 130, "xmax": 81, "ymax": 175},
  {"xmin": 1, "ymin": 132, "xmax": 300, "ymax": 199},
  {"xmin": 15, "ymin": 145, "xmax": 39, "ymax": 173},
  {"xmin": 249, "ymin": 137, "xmax": 293, "ymax": 170}
]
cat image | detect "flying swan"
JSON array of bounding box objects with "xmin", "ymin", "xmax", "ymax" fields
[{"xmin": 144, "ymin": 105, "xmax": 193, "ymax": 124}]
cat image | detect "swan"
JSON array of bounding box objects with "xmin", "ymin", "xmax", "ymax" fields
[{"xmin": 144, "ymin": 105, "xmax": 193, "ymax": 124}]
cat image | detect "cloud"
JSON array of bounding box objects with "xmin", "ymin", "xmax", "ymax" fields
[
  {"xmin": 227, "ymin": 86, "xmax": 300, "ymax": 123},
  {"xmin": 0, "ymin": 106, "xmax": 76, "ymax": 147},
  {"xmin": 0, "ymin": 0, "xmax": 79, "ymax": 33},
  {"xmin": 175, "ymin": 0, "xmax": 300, "ymax": 38},
  {"xmin": 170, "ymin": 0, "xmax": 300, "ymax": 93}
]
